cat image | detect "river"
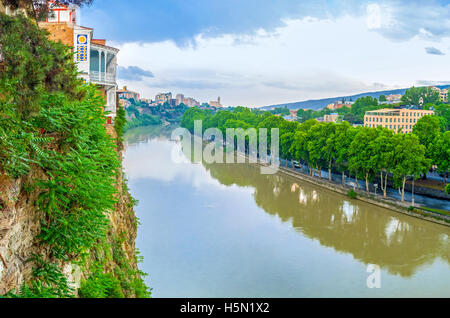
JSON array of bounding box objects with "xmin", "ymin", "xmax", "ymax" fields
[{"xmin": 123, "ymin": 126, "xmax": 450, "ymax": 298}]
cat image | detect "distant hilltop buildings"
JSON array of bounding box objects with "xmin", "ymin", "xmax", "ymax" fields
[
  {"xmin": 209, "ymin": 97, "xmax": 223, "ymax": 108},
  {"xmin": 116, "ymin": 86, "xmax": 223, "ymax": 109},
  {"xmin": 117, "ymin": 86, "xmax": 140, "ymax": 101},
  {"xmin": 327, "ymin": 101, "xmax": 353, "ymax": 110},
  {"xmin": 431, "ymin": 86, "xmax": 448, "ymax": 103}
]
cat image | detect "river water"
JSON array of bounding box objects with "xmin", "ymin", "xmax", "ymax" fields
[{"xmin": 123, "ymin": 126, "xmax": 450, "ymax": 298}]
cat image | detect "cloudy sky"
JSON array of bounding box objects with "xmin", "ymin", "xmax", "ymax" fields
[{"xmin": 81, "ymin": 0, "xmax": 450, "ymax": 107}]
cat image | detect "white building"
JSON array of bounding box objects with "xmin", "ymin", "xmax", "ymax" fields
[{"xmin": 40, "ymin": 1, "xmax": 119, "ymax": 123}]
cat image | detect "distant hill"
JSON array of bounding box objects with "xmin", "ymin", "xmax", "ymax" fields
[{"xmin": 260, "ymin": 85, "xmax": 450, "ymax": 111}]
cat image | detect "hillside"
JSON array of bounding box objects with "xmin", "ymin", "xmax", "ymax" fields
[{"xmin": 261, "ymin": 85, "xmax": 450, "ymax": 111}]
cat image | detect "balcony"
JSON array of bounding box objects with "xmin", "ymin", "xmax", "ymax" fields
[
  {"xmin": 89, "ymin": 71, "xmax": 116, "ymax": 85},
  {"xmin": 89, "ymin": 43, "xmax": 118, "ymax": 87}
]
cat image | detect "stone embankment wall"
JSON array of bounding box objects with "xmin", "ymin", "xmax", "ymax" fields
[{"xmin": 276, "ymin": 167, "xmax": 450, "ymax": 227}]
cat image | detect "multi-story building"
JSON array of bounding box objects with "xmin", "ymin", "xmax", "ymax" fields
[
  {"xmin": 439, "ymin": 89, "xmax": 448, "ymax": 103},
  {"xmin": 183, "ymin": 97, "xmax": 200, "ymax": 107},
  {"xmin": 140, "ymin": 98, "xmax": 152, "ymax": 104},
  {"xmin": 385, "ymin": 94, "xmax": 402, "ymax": 103},
  {"xmin": 117, "ymin": 86, "xmax": 140, "ymax": 101},
  {"xmin": 39, "ymin": 1, "xmax": 119, "ymax": 123},
  {"xmin": 119, "ymin": 99, "xmax": 131, "ymax": 109},
  {"xmin": 327, "ymin": 102, "xmax": 351, "ymax": 110},
  {"xmin": 176, "ymin": 94, "xmax": 185, "ymax": 106},
  {"xmin": 155, "ymin": 93, "xmax": 172, "ymax": 105},
  {"xmin": 430, "ymin": 87, "xmax": 448, "ymax": 103},
  {"xmin": 324, "ymin": 113, "xmax": 339, "ymax": 123},
  {"xmin": 209, "ymin": 97, "xmax": 223, "ymax": 108},
  {"xmin": 364, "ymin": 108, "xmax": 434, "ymax": 133}
]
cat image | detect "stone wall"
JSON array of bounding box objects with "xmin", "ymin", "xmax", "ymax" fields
[
  {"xmin": 277, "ymin": 167, "xmax": 450, "ymax": 227},
  {"xmin": 38, "ymin": 22, "xmax": 74, "ymax": 47},
  {"xmin": 0, "ymin": 171, "xmax": 45, "ymax": 294}
]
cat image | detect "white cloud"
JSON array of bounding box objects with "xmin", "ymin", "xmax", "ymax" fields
[{"xmin": 114, "ymin": 12, "xmax": 450, "ymax": 107}]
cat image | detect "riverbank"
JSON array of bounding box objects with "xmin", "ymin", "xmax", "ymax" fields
[
  {"xmin": 273, "ymin": 165, "xmax": 450, "ymax": 227},
  {"xmin": 197, "ymin": 136, "xmax": 449, "ymax": 227}
]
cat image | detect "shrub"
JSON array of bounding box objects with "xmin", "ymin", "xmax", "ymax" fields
[
  {"xmin": 347, "ymin": 189, "xmax": 357, "ymax": 199},
  {"xmin": 79, "ymin": 272, "xmax": 124, "ymax": 298}
]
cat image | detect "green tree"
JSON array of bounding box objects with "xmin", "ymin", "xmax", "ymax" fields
[
  {"xmin": 180, "ymin": 108, "xmax": 210, "ymax": 132},
  {"xmin": 280, "ymin": 132, "xmax": 294, "ymax": 167},
  {"xmin": 334, "ymin": 122, "xmax": 356, "ymax": 185},
  {"xmin": 401, "ymin": 86, "xmax": 440, "ymax": 105},
  {"xmin": 412, "ymin": 115, "xmax": 441, "ymax": 166},
  {"xmin": 431, "ymin": 131, "xmax": 450, "ymax": 183},
  {"xmin": 391, "ymin": 134, "xmax": 430, "ymax": 201},
  {"xmin": 372, "ymin": 128, "xmax": 395, "ymax": 197},
  {"xmin": 348, "ymin": 127, "xmax": 379, "ymax": 191},
  {"xmin": 2, "ymin": 0, "xmax": 94, "ymax": 21}
]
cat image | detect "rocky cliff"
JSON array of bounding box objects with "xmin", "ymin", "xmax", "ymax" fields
[{"xmin": 0, "ymin": 126, "xmax": 146, "ymax": 297}]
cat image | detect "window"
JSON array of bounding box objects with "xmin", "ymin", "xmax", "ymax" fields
[
  {"xmin": 47, "ymin": 11, "xmax": 58, "ymax": 22},
  {"xmin": 59, "ymin": 10, "xmax": 70, "ymax": 22}
]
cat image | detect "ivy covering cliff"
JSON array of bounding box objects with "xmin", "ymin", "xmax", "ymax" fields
[{"xmin": 0, "ymin": 13, "xmax": 150, "ymax": 297}]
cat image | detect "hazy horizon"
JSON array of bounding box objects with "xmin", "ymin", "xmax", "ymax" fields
[{"xmin": 82, "ymin": 0, "xmax": 450, "ymax": 107}]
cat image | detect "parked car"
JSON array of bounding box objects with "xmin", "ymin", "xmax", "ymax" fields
[{"xmin": 293, "ymin": 161, "xmax": 300, "ymax": 169}]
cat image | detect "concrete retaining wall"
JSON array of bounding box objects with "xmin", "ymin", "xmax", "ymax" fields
[{"xmin": 276, "ymin": 167, "xmax": 450, "ymax": 227}]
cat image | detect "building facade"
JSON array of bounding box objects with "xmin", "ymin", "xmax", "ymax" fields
[
  {"xmin": 364, "ymin": 108, "xmax": 435, "ymax": 133},
  {"xmin": 324, "ymin": 113, "xmax": 339, "ymax": 123},
  {"xmin": 209, "ymin": 96, "xmax": 223, "ymax": 108},
  {"xmin": 183, "ymin": 97, "xmax": 200, "ymax": 107},
  {"xmin": 385, "ymin": 94, "xmax": 402, "ymax": 103},
  {"xmin": 176, "ymin": 94, "xmax": 185, "ymax": 106},
  {"xmin": 439, "ymin": 89, "xmax": 448, "ymax": 103},
  {"xmin": 39, "ymin": 2, "xmax": 119, "ymax": 123},
  {"xmin": 327, "ymin": 102, "xmax": 351, "ymax": 110},
  {"xmin": 155, "ymin": 93, "xmax": 173, "ymax": 105}
]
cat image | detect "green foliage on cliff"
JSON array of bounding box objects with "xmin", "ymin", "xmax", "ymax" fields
[
  {"xmin": 114, "ymin": 104, "xmax": 127, "ymax": 143},
  {"xmin": 0, "ymin": 13, "xmax": 82, "ymax": 117},
  {"xmin": 79, "ymin": 233, "xmax": 151, "ymax": 298},
  {"xmin": 0, "ymin": 13, "xmax": 149, "ymax": 298}
]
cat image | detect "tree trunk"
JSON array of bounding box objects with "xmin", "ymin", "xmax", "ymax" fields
[
  {"xmin": 365, "ymin": 173, "xmax": 369, "ymax": 192},
  {"xmin": 401, "ymin": 177, "xmax": 406, "ymax": 201},
  {"xmin": 355, "ymin": 174, "xmax": 359, "ymax": 190},
  {"xmin": 342, "ymin": 171, "xmax": 345, "ymax": 185},
  {"xmin": 285, "ymin": 158, "xmax": 288, "ymax": 167},
  {"xmin": 380, "ymin": 172, "xmax": 384, "ymax": 196},
  {"xmin": 384, "ymin": 173, "xmax": 388, "ymax": 198},
  {"xmin": 328, "ymin": 163, "xmax": 332, "ymax": 182}
]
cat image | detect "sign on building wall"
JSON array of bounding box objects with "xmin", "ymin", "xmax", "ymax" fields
[{"xmin": 76, "ymin": 34, "xmax": 88, "ymax": 62}]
